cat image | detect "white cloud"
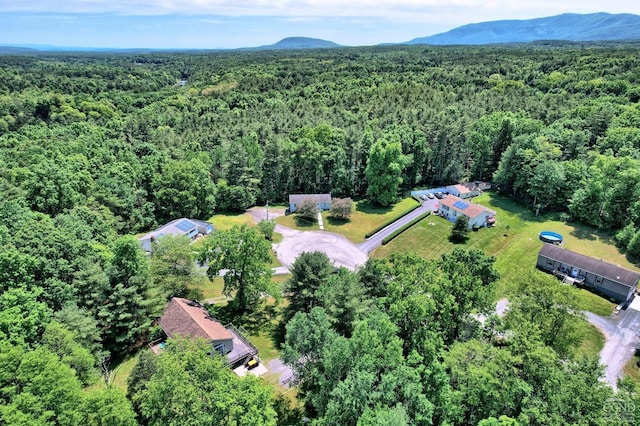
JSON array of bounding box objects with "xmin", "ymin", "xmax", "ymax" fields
[{"xmin": 2, "ymin": 0, "xmax": 640, "ymax": 20}]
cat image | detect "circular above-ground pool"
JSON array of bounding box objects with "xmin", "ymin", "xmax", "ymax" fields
[{"xmin": 539, "ymin": 231, "xmax": 563, "ymax": 244}]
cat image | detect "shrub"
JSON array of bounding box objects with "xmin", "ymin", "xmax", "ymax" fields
[
  {"xmin": 258, "ymin": 219, "xmax": 275, "ymax": 241},
  {"xmin": 450, "ymin": 216, "xmax": 470, "ymax": 242},
  {"xmin": 615, "ymin": 223, "xmax": 637, "ymax": 250},
  {"xmin": 627, "ymin": 230, "xmax": 640, "ymax": 258}
]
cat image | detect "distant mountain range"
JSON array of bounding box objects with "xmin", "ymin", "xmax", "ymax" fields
[
  {"xmin": 1, "ymin": 13, "xmax": 640, "ymax": 53},
  {"xmin": 407, "ymin": 13, "xmax": 640, "ymax": 45}
]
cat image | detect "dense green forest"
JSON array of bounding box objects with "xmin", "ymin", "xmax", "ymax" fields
[{"xmin": 1, "ymin": 44, "xmax": 640, "ymax": 424}]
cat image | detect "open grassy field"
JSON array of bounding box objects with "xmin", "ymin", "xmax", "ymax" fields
[{"xmin": 374, "ymin": 191, "xmax": 638, "ymax": 315}]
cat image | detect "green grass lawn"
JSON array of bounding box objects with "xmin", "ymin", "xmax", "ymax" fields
[
  {"xmin": 575, "ymin": 319, "xmax": 606, "ymax": 358},
  {"xmin": 323, "ymin": 198, "xmax": 420, "ymax": 243},
  {"xmin": 624, "ymin": 352, "xmax": 640, "ymax": 382},
  {"xmin": 207, "ymin": 211, "xmax": 255, "ymax": 231},
  {"xmin": 374, "ymin": 192, "xmax": 637, "ymax": 313},
  {"xmin": 194, "ymin": 276, "xmax": 225, "ymax": 300},
  {"xmin": 276, "ymin": 197, "xmax": 421, "ymax": 242},
  {"xmin": 110, "ymin": 353, "xmax": 140, "ymax": 393},
  {"xmin": 276, "ymin": 213, "xmax": 319, "ymax": 231}
]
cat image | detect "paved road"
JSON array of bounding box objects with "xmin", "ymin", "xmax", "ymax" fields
[
  {"xmin": 585, "ymin": 298, "xmax": 640, "ymax": 390},
  {"xmin": 357, "ymin": 198, "xmax": 440, "ymax": 254}
]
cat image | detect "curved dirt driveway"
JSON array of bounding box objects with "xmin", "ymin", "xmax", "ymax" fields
[
  {"xmin": 247, "ymin": 207, "xmax": 368, "ymax": 271},
  {"xmin": 274, "ymin": 225, "xmax": 368, "ymax": 270}
]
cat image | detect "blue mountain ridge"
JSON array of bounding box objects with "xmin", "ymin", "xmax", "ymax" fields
[{"xmin": 407, "ymin": 12, "xmax": 640, "ymax": 45}]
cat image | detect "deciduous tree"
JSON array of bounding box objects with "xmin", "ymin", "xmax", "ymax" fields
[
  {"xmin": 199, "ymin": 225, "xmax": 273, "ymax": 313},
  {"xmin": 365, "ymin": 137, "xmax": 406, "ymax": 206},
  {"xmin": 150, "ymin": 234, "xmax": 197, "ymax": 299},
  {"xmin": 329, "ymin": 197, "xmax": 353, "ymax": 220},
  {"xmin": 130, "ymin": 337, "xmax": 277, "ymax": 426}
]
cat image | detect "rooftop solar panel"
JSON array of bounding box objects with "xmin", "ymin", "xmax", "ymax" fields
[
  {"xmin": 175, "ymin": 219, "xmax": 195, "ymax": 232},
  {"xmin": 453, "ymin": 200, "xmax": 469, "ymax": 210}
]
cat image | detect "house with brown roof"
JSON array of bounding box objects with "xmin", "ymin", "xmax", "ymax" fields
[
  {"xmin": 446, "ymin": 184, "xmax": 477, "ymax": 199},
  {"xmin": 157, "ymin": 297, "xmax": 258, "ymax": 368},
  {"xmin": 536, "ymin": 244, "xmax": 640, "ymax": 303},
  {"xmin": 289, "ymin": 193, "xmax": 332, "ymax": 213},
  {"xmin": 439, "ymin": 194, "xmax": 496, "ymax": 228}
]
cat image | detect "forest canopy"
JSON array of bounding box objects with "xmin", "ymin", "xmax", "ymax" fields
[{"xmin": 2, "ymin": 43, "xmax": 640, "ymax": 424}]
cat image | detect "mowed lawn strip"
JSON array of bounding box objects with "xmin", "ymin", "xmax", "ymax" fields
[
  {"xmin": 374, "ymin": 192, "xmax": 636, "ymax": 314},
  {"xmin": 323, "ymin": 197, "xmax": 420, "ymax": 243}
]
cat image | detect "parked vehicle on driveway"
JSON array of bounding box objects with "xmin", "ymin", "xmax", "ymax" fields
[{"xmin": 426, "ymin": 193, "xmax": 435, "ymax": 199}]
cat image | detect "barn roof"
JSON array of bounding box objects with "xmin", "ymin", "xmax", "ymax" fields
[{"xmin": 538, "ymin": 244, "xmax": 640, "ymax": 288}]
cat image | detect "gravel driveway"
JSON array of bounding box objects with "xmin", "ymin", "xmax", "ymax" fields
[
  {"xmin": 585, "ymin": 298, "xmax": 640, "ymax": 390},
  {"xmin": 274, "ymin": 225, "xmax": 368, "ymax": 270}
]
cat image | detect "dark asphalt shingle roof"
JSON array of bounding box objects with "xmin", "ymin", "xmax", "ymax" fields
[{"xmin": 539, "ymin": 244, "xmax": 640, "ymax": 288}]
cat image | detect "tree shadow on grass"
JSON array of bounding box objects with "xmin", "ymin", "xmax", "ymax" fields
[
  {"xmin": 569, "ymin": 221, "xmax": 620, "ymax": 244},
  {"xmin": 569, "ymin": 225, "xmax": 599, "ymax": 241},
  {"xmin": 448, "ymin": 235, "xmax": 469, "ymax": 244},
  {"xmin": 206, "ymin": 302, "xmax": 281, "ymax": 335},
  {"xmin": 272, "ymin": 320, "xmax": 287, "ymax": 351},
  {"xmin": 295, "ymin": 216, "xmax": 317, "ymax": 228},
  {"xmin": 355, "ymin": 200, "xmax": 394, "ymax": 216},
  {"xmin": 326, "ymin": 217, "xmax": 350, "ymax": 226}
]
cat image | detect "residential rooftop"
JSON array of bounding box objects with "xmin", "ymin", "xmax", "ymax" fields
[
  {"xmin": 288, "ymin": 193, "xmax": 332, "ymax": 204},
  {"xmin": 440, "ymin": 194, "xmax": 496, "ymax": 218},
  {"xmin": 539, "ymin": 244, "xmax": 640, "ymax": 288},
  {"xmin": 159, "ymin": 297, "xmax": 233, "ymax": 341}
]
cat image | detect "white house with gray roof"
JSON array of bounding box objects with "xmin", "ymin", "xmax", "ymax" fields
[{"xmin": 288, "ymin": 193, "xmax": 332, "ymax": 213}]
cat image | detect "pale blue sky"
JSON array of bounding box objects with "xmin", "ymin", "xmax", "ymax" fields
[{"xmin": 1, "ymin": 1, "xmax": 639, "ymax": 49}]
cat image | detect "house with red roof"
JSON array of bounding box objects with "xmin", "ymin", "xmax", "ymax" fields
[{"xmin": 439, "ymin": 194, "xmax": 496, "ymax": 228}]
